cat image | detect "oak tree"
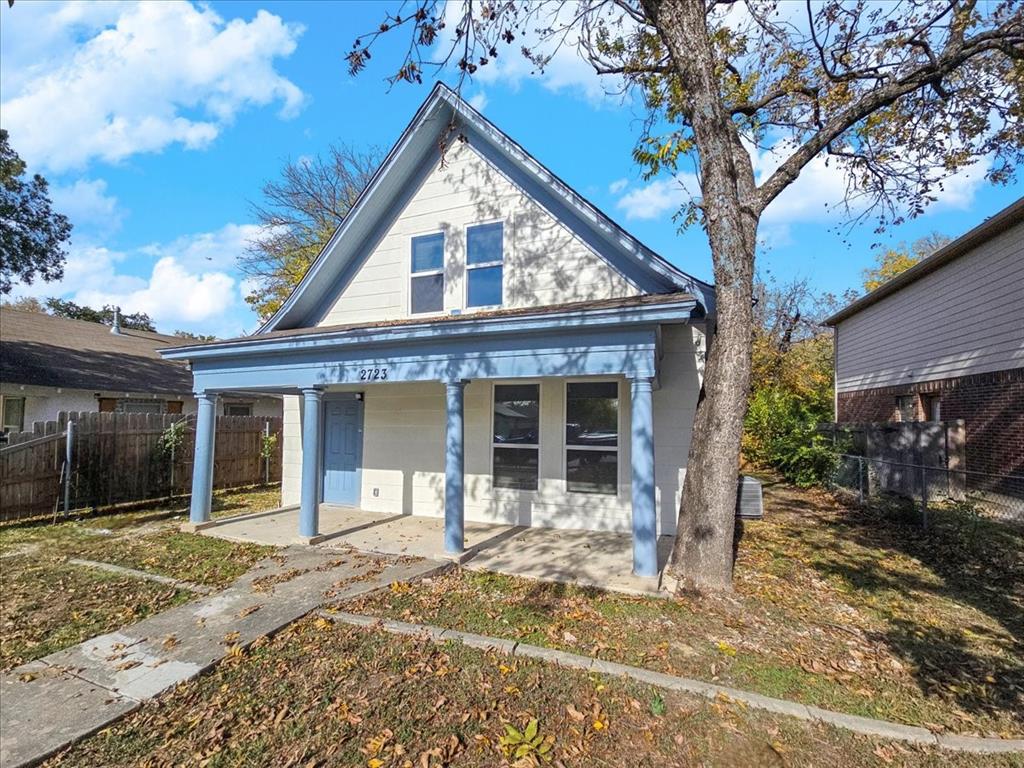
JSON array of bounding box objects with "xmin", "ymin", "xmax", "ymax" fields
[
  {"xmin": 0, "ymin": 129, "xmax": 72, "ymax": 294},
  {"xmin": 861, "ymin": 232, "xmax": 951, "ymax": 291},
  {"xmin": 349, "ymin": 0, "xmax": 1023, "ymax": 591},
  {"xmin": 241, "ymin": 144, "xmax": 381, "ymax": 319}
]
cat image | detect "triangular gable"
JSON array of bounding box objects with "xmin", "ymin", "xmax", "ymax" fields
[{"xmin": 261, "ymin": 82, "xmax": 713, "ymax": 333}]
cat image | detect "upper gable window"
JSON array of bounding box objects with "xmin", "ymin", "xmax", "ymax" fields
[
  {"xmin": 466, "ymin": 222, "xmax": 503, "ymax": 308},
  {"xmin": 411, "ymin": 233, "xmax": 445, "ymax": 314}
]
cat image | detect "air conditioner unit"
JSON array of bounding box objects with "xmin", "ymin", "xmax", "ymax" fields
[{"xmin": 736, "ymin": 475, "xmax": 764, "ymax": 520}]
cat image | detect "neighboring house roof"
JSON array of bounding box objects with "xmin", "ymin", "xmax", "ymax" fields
[
  {"xmin": 259, "ymin": 82, "xmax": 714, "ymax": 333},
  {"xmin": 825, "ymin": 196, "xmax": 1024, "ymax": 326},
  {"xmin": 0, "ymin": 310, "xmax": 193, "ymax": 395},
  {"xmin": 165, "ymin": 292, "xmax": 700, "ymax": 354}
]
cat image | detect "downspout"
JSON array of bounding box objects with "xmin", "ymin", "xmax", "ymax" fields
[{"xmin": 832, "ymin": 324, "xmax": 839, "ymax": 422}]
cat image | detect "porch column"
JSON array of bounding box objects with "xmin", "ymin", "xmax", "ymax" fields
[
  {"xmin": 444, "ymin": 380, "xmax": 466, "ymax": 555},
  {"xmin": 299, "ymin": 387, "xmax": 324, "ymax": 539},
  {"xmin": 631, "ymin": 377, "xmax": 657, "ymax": 577},
  {"xmin": 189, "ymin": 392, "xmax": 218, "ymax": 525}
]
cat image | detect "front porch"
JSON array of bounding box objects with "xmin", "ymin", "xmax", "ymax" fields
[
  {"xmin": 165, "ymin": 295, "xmax": 705, "ymax": 582},
  {"xmin": 196, "ymin": 503, "xmax": 676, "ymax": 596}
]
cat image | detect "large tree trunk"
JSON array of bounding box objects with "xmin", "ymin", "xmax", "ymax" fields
[{"xmin": 642, "ymin": 0, "xmax": 760, "ymax": 591}]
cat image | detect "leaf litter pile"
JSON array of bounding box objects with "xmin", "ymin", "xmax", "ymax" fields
[
  {"xmin": 350, "ymin": 482, "xmax": 1023, "ymax": 737},
  {"xmin": 44, "ymin": 617, "xmax": 1010, "ymax": 768}
]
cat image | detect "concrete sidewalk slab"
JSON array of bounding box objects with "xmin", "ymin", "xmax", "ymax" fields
[{"xmin": 0, "ymin": 548, "xmax": 447, "ymax": 768}]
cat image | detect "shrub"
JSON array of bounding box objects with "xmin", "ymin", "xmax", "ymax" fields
[{"xmin": 744, "ymin": 387, "xmax": 837, "ymax": 487}]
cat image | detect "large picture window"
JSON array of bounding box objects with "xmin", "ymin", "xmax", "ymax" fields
[
  {"xmin": 493, "ymin": 383, "xmax": 539, "ymax": 490},
  {"xmin": 466, "ymin": 222, "xmax": 503, "ymax": 308},
  {"xmin": 565, "ymin": 381, "xmax": 619, "ymax": 494},
  {"xmin": 411, "ymin": 233, "xmax": 444, "ymax": 314}
]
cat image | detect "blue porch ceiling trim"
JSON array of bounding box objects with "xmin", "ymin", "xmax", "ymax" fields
[
  {"xmin": 162, "ymin": 297, "xmax": 700, "ymax": 361},
  {"xmin": 187, "ymin": 326, "xmax": 660, "ymax": 392},
  {"xmin": 256, "ymin": 82, "xmax": 714, "ymax": 333}
]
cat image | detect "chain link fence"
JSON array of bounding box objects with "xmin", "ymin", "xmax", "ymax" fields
[{"xmin": 831, "ymin": 453, "xmax": 1024, "ymax": 526}]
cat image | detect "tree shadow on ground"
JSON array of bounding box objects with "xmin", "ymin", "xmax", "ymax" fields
[{"xmin": 766, "ymin": 484, "xmax": 1023, "ymax": 726}]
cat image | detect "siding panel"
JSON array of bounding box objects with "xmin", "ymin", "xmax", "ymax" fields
[
  {"xmin": 836, "ymin": 222, "xmax": 1024, "ymax": 392},
  {"xmin": 318, "ymin": 142, "xmax": 639, "ymax": 327}
]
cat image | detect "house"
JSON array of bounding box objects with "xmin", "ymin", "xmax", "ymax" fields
[
  {"xmin": 161, "ymin": 84, "xmax": 715, "ymax": 577},
  {"xmin": 0, "ymin": 309, "xmax": 280, "ymax": 433},
  {"xmin": 826, "ymin": 197, "xmax": 1023, "ymax": 494}
]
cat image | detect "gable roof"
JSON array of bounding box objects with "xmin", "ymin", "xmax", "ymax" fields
[
  {"xmin": 0, "ymin": 309, "xmax": 193, "ymax": 394},
  {"xmin": 260, "ymin": 82, "xmax": 714, "ymax": 333},
  {"xmin": 826, "ymin": 196, "xmax": 1024, "ymax": 326}
]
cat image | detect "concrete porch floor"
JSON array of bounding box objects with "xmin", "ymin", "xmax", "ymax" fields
[{"xmin": 199, "ymin": 504, "xmax": 675, "ymax": 596}]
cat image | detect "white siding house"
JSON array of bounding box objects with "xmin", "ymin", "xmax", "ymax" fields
[{"xmin": 163, "ymin": 84, "xmax": 714, "ymax": 577}]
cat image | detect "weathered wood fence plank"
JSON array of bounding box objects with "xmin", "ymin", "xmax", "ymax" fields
[{"xmin": 0, "ymin": 412, "xmax": 283, "ymax": 521}]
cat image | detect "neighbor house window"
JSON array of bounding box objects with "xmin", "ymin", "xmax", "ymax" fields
[
  {"xmin": 411, "ymin": 233, "xmax": 445, "ymax": 314},
  {"xmin": 493, "ymin": 384, "xmax": 539, "ymax": 490},
  {"xmin": 224, "ymin": 403, "xmax": 253, "ymax": 417},
  {"xmin": 565, "ymin": 382, "xmax": 619, "ymax": 494},
  {"xmin": 466, "ymin": 222, "xmax": 503, "ymax": 308},
  {"xmin": 121, "ymin": 399, "xmax": 163, "ymax": 415},
  {"xmin": 1, "ymin": 396, "xmax": 25, "ymax": 433},
  {"xmin": 895, "ymin": 395, "xmax": 917, "ymax": 422}
]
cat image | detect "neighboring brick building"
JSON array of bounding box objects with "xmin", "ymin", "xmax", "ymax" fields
[{"xmin": 826, "ymin": 198, "xmax": 1024, "ymax": 495}]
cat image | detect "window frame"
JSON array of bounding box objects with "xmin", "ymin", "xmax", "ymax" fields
[
  {"xmin": 409, "ymin": 231, "xmax": 446, "ymax": 316},
  {"xmin": 894, "ymin": 394, "xmax": 917, "ymax": 422},
  {"xmin": 224, "ymin": 402, "xmax": 254, "ymax": 417},
  {"xmin": 1, "ymin": 395, "xmax": 26, "ymax": 433},
  {"xmin": 120, "ymin": 399, "xmax": 165, "ymax": 415},
  {"xmin": 464, "ymin": 220, "xmax": 504, "ymax": 310},
  {"xmin": 490, "ymin": 380, "xmax": 541, "ymax": 493},
  {"xmin": 562, "ymin": 379, "xmax": 622, "ymax": 496}
]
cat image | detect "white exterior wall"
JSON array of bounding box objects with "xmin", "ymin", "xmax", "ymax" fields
[
  {"xmin": 318, "ymin": 141, "xmax": 639, "ymax": 327},
  {"xmin": 835, "ymin": 221, "xmax": 1024, "ymax": 392},
  {"xmin": 278, "ymin": 325, "xmax": 701, "ymax": 534}
]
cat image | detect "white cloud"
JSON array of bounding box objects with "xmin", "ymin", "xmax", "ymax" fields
[
  {"xmin": 615, "ymin": 172, "xmax": 699, "ymax": 220},
  {"xmin": 468, "ymin": 92, "xmax": 489, "ymax": 111},
  {"xmin": 140, "ymin": 223, "xmax": 263, "ymax": 273},
  {"xmin": 49, "ymin": 178, "xmax": 124, "ymax": 235},
  {"xmin": 613, "ymin": 135, "xmax": 990, "ymax": 227},
  {"xmin": 11, "ymin": 223, "xmax": 260, "ymax": 337},
  {"xmin": 435, "ymin": 2, "xmax": 631, "ymax": 105},
  {"xmin": 0, "ymin": 1, "xmax": 305, "ymax": 172}
]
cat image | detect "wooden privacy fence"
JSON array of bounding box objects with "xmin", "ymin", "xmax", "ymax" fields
[{"xmin": 0, "ymin": 412, "xmax": 282, "ymax": 522}]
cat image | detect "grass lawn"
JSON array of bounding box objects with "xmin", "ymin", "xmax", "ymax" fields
[
  {"xmin": 44, "ymin": 616, "xmax": 1015, "ymax": 768},
  {"xmin": 0, "ymin": 487, "xmax": 276, "ymax": 670},
  {"xmin": 348, "ymin": 481, "xmax": 1024, "ymax": 738}
]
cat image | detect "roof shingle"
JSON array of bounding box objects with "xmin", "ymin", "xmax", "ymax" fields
[{"xmin": 0, "ymin": 310, "xmax": 193, "ymax": 394}]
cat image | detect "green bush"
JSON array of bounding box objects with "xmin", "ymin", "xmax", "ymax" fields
[{"xmin": 743, "ymin": 387, "xmax": 837, "ymax": 487}]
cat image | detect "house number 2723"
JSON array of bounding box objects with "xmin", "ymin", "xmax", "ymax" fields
[{"xmin": 358, "ymin": 367, "xmax": 388, "ymax": 381}]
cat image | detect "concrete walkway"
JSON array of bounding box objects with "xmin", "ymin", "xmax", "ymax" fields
[
  {"xmin": 0, "ymin": 548, "xmax": 447, "ymax": 768},
  {"xmin": 321, "ymin": 611, "xmax": 1024, "ymax": 756},
  {"xmin": 201, "ymin": 505, "xmax": 675, "ymax": 596}
]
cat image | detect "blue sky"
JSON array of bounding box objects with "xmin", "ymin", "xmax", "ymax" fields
[{"xmin": 1, "ymin": 1, "xmax": 1018, "ymax": 337}]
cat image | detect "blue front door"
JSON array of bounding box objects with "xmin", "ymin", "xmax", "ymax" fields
[{"xmin": 322, "ymin": 397, "xmax": 363, "ymax": 506}]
